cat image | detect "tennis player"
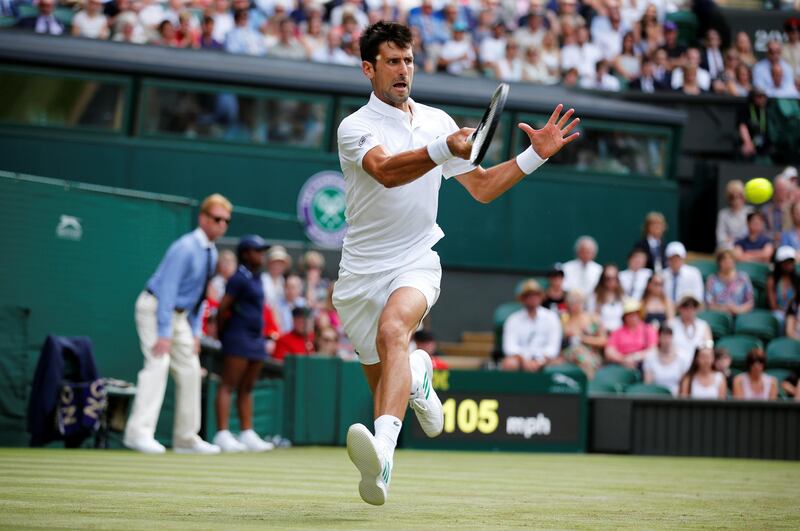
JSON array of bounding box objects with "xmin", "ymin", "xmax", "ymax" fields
[{"xmin": 334, "ymin": 21, "xmax": 580, "ymax": 506}]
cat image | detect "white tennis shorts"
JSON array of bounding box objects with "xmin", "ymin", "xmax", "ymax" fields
[{"xmin": 332, "ymin": 250, "xmax": 442, "ymax": 365}]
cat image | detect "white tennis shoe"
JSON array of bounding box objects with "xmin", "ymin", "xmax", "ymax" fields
[
  {"xmin": 238, "ymin": 429, "xmax": 275, "ymax": 452},
  {"xmin": 409, "ymin": 349, "xmax": 443, "ymax": 437},
  {"xmin": 213, "ymin": 430, "xmax": 247, "ymax": 453},
  {"xmin": 346, "ymin": 423, "xmax": 392, "ymax": 506}
]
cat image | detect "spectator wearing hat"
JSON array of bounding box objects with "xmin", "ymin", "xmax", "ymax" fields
[
  {"xmin": 717, "ymin": 181, "xmax": 751, "ymax": 250},
  {"xmin": 561, "ymin": 290, "xmax": 606, "ymax": 379},
  {"xmin": 261, "ymin": 245, "xmax": 291, "ymax": 311},
  {"xmin": 659, "ymin": 21, "xmax": 686, "ymax": 70},
  {"xmin": 543, "ymin": 264, "xmax": 568, "ymax": 315},
  {"xmin": 679, "ymin": 341, "xmax": 727, "ymax": 399},
  {"xmin": 643, "ymin": 326, "xmax": 684, "ymax": 396},
  {"xmin": 501, "ymin": 280, "xmax": 562, "ymax": 372},
  {"xmin": 124, "ymin": 194, "xmax": 232, "ymax": 455},
  {"xmin": 214, "ymin": 235, "xmax": 274, "ymax": 453},
  {"xmin": 587, "ymin": 263, "xmax": 625, "ymax": 332},
  {"xmin": 563, "ymin": 235, "xmax": 603, "ymax": 297},
  {"xmin": 661, "ymin": 241, "xmax": 704, "ymax": 305},
  {"xmin": 619, "ymin": 248, "xmax": 652, "ymax": 301},
  {"xmin": 273, "ymin": 307, "xmax": 314, "ymax": 361},
  {"xmin": 666, "ymin": 293, "xmax": 712, "ymax": 368},
  {"xmin": 705, "ymin": 249, "xmax": 754, "ymax": 317},
  {"xmin": 604, "ymin": 298, "xmax": 657, "ymax": 369},
  {"xmin": 783, "ymin": 18, "xmax": 800, "ymax": 86},
  {"xmin": 733, "ymin": 211, "xmax": 774, "ymax": 263},
  {"xmin": 633, "ymin": 211, "xmax": 668, "ymax": 273},
  {"xmin": 766, "ymin": 245, "xmax": 797, "ymax": 326},
  {"xmin": 732, "ymin": 348, "xmax": 778, "ymax": 400}
]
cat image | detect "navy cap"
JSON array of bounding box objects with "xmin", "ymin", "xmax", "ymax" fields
[
  {"xmin": 291, "ymin": 306, "xmax": 310, "ymax": 318},
  {"xmin": 237, "ymin": 234, "xmax": 269, "ymax": 254}
]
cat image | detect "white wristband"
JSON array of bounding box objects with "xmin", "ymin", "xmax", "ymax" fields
[
  {"xmin": 516, "ymin": 146, "xmax": 548, "ymax": 175},
  {"xmin": 427, "ymin": 135, "xmax": 454, "ymax": 166}
]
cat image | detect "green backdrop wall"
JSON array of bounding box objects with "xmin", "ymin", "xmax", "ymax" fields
[{"xmin": 0, "ymin": 172, "xmax": 192, "ymax": 383}]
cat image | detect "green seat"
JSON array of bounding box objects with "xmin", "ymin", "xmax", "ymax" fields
[
  {"xmin": 587, "ymin": 380, "xmax": 621, "ymax": 395},
  {"xmin": 765, "ymin": 337, "xmax": 800, "ymax": 369},
  {"xmin": 688, "ymin": 259, "xmax": 716, "ymax": 282},
  {"xmin": 625, "ymin": 382, "xmax": 673, "ymax": 397},
  {"xmin": 737, "ymin": 262, "xmax": 769, "ymax": 290},
  {"xmin": 716, "ymin": 335, "xmax": 763, "ymax": 368},
  {"xmin": 734, "ymin": 310, "xmax": 779, "ymax": 343},
  {"xmin": 765, "ymin": 368, "xmax": 792, "ymax": 398},
  {"xmin": 493, "ymin": 301, "xmax": 522, "ymax": 353},
  {"xmin": 594, "ymin": 364, "xmax": 640, "ymax": 391},
  {"xmin": 17, "ymin": 3, "xmax": 38, "ymax": 17},
  {"xmin": 54, "ymin": 6, "xmax": 75, "ymax": 26},
  {"xmin": 698, "ymin": 310, "xmax": 733, "ymax": 340},
  {"xmin": 0, "ymin": 16, "xmax": 16, "ymax": 27},
  {"xmin": 543, "ymin": 363, "xmax": 584, "ymax": 380}
]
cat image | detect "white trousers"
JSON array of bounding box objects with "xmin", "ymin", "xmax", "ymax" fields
[{"xmin": 124, "ymin": 292, "xmax": 201, "ymax": 447}]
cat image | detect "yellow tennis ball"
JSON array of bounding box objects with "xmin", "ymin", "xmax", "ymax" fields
[{"xmin": 744, "ymin": 178, "xmax": 773, "ymax": 205}]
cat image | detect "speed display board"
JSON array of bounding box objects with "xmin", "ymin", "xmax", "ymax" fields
[{"xmin": 402, "ymin": 369, "xmax": 587, "ymax": 452}]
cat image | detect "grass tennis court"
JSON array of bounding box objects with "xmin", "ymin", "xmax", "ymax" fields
[{"xmin": 0, "ymin": 448, "xmax": 797, "ymax": 529}]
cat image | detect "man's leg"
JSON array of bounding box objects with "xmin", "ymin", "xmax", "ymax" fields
[
  {"xmin": 346, "ymin": 287, "xmax": 426, "ymax": 506},
  {"xmin": 170, "ymin": 315, "xmax": 206, "ymax": 451},
  {"xmin": 124, "ymin": 292, "xmax": 169, "ymax": 453}
]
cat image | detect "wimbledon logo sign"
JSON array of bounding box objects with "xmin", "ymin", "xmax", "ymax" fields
[{"xmin": 297, "ymin": 171, "xmax": 347, "ymax": 249}]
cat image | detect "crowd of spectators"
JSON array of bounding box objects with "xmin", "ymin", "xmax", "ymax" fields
[
  {"xmin": 499, "ymin": 166, "xmax": 800, "ymax": 400},
  {"xmin": 5, "ymin": 0, "xmax": 800, "ymax": 98}
]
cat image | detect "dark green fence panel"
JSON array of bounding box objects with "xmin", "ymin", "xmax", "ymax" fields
[
  {"xmin": 0, "ymin": 306, "xmax": 30, "ymax": 446},
  {"xmin": 203, "ymin": 378, "xmax": 284, "ymax": 441},
  {"xmin": 0, "ymin": 172, "xmax": 192, "ymax": 383},
  {"xmin": 336, "ymin": 360, "xmax": 373, "ymax": 446},
  {"xmin": 283, "ymin": 355, "xmax": 340, "ymax": 445}
]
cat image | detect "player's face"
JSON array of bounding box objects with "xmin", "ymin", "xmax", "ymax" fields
[{"xmin": 364, "ymin": 42, "xmax": 414, "ymax": 108}]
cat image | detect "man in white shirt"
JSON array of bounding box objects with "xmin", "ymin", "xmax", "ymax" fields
[
  {"xmin": 562, "ymin": 235, "xmax": 603, "ymax": 296},
  {"xmin": 501, "ymin": 280, "xmax": 563, "ymax": 372},
  {"xmin": 753, "ymin": 40, "xmax": 795, "ymax": 93},
  {"xmin": 590, "ymin": 1, "xmax": 628, "ymax": 61},
  {"xmin": 335, "ymin": 21, "xmax": 580, "ymax": 506},
  {"xmin": 561, "ymin": 26, "xmax": 603, "ymax": 79},
  {"xmin": 438, "ymin": 22, "xmax": 476, "ymax": 75},
  {"xmin": 670, "ymin": 48, "xmax": 711, "ymax": 91},
  {"xmin": 764, "ymin": 63, "xmax": 800, "ymax": 99},
  {"xmin": 619, "ymin": 248, "xmax": 652, "ymax": 300},
  {"xmin": 662, "ymin": 241, "xmax": 704, "ymax": 305},
  {"xmin": 666, "ymin": 294, "xmax": 712, "ymax": 368}
]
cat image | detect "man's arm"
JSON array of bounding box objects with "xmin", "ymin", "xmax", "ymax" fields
[
  {"xmin": 455, "ymin": 105, "xmax": 580, "ymax": 203},
  {"xmin": 361, "ymin": 127, "xmax": 472, "ymax": 188}
]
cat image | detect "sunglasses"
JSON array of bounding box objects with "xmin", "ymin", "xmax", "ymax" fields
[{"xmin": 205, "ymin": 212, "xmax": 231, "ymax": 224}]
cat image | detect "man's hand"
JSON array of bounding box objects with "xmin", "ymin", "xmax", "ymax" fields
[
  {"xmin": 446, "ymin": 127, "xmax": 476, "ymax": 160},
  {"xmin": 152, "ymin": 337, "xmax": 172, "ymax": 357},
  {"xmin": 518, "ymin": 104, "xmax": 581, "ymax": 160}
]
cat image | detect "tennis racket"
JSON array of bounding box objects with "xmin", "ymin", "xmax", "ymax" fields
[{"xmin": 468, "ymin": 83, "xmax": 509, "ymax": 166}]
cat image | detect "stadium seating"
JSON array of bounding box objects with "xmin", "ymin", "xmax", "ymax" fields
[
  {"xmin": 587, "ymin": 380, "xmax": 621, "ymax": 395},
  {"xmin": 765, "ymin": 368, "xmax": 792, "ymax": 398},
  {"xmin": 593, "ymin": 364, "xmax": 640, "ymax": 393},
  {"xmin": 688, "ymin": 259, "xmax": 716, "ymax": 281},
  {"xmin": 765, "ymin": 337, "xmax": 800, "ymax": 370},
  {"xmin": 543, "ymin": 363, "xmax": 584, "ymax": 380},
  {"xmin": 698, "ymin": 310, "xmax": 733, "ymax": 339},
  {"xmin": 716, "ymin": 335, "xmax": 763, "ymax": 367},
  {"xmin": 624, "ymin": 383, "xmax": 673, "ymax": 397},
  {"xmin": 733, "ymin": 309, "xmax": 779, "ymax": 343},
  {"xmin": 736, "ymin": 262, "xmax": 769, "ymax": 290},
  {"xmin": 492, "ymin": 301, "xmax": 521, "ymax": 353}
]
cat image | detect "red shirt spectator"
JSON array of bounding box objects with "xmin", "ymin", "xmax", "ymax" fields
[{"xmin": 272, "ymin": 307, "xmax": 313, "ymax": 361}]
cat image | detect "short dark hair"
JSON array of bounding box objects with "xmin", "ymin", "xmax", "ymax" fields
[
  {"xmin": 747, "ymin": 211, "xmax": 765, "ymax": 224},
  {"xmin": 359, "ymin": 21, "xmax": 413, "ymax": 65}
]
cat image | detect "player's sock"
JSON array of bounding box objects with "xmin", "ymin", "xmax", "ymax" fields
[{"xmin": 374, "ymin": 415, "xmax": 402, "ymax": 456}]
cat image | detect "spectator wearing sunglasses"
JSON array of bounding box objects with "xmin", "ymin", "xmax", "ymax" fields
[
  {"xmin": 124, "ymin": 194, "xmax": 232, "ymax": 455},
  {"xmin": 732, "ymin": 348, "xmax": 778, "ymax": 400}
]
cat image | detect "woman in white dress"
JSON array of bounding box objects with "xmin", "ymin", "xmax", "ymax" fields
[
  {"xmin": 643, "ymin": 325, "xmax": 685, "ymax": 396},
  {"xmin": 732, "ymin": 348, "xmax": 778, "ymax": 400},
  {"xmin": 679, "ymin": 342, "xmax": 727, "ymax": 399}
]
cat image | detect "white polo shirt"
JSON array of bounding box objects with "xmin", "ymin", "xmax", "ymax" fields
[{"xmin": 337, "ymin": 93, "xmax": 474, "ymax": 274}]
